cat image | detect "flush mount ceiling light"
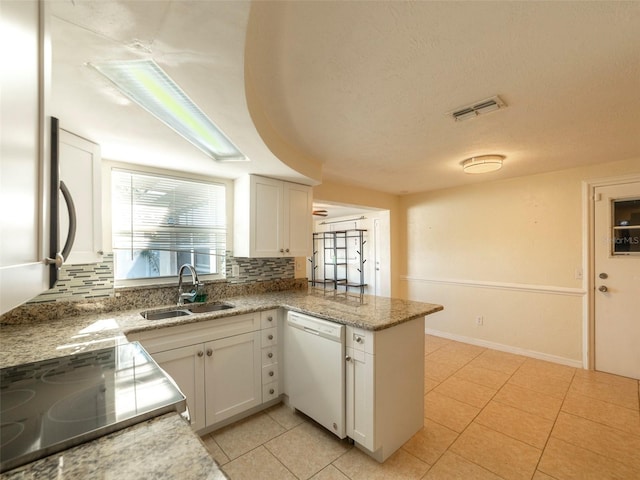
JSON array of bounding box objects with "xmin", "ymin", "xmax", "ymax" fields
[
  {"xmin": 462, "ymin": 155, "xmax": 505, "ymax": 174},
  {"xmin": 89, "ymin": 59, "xmax": 247, "ymax": 162}
]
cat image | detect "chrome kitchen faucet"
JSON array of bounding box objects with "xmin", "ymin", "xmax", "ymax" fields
[{"xmin": 177, "ymin": 264, "xmax": 202, "ymax": 306}]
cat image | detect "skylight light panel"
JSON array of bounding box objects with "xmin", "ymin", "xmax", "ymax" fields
[{"xmin": 90, "ymin": 59, "xmax": 246, "ymax": 162}]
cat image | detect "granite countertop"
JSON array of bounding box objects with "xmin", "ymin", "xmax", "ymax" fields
[
  {"xmin": 0, "ymin": 413, "xmax": 226, "ymax": 480},
  {"xmin": 1, "ymin": 289, "xmax": 443, "ymax": 369},
  {"xmin": 0, "ymin": 288, "xmax": 442, "ymax": 478}
]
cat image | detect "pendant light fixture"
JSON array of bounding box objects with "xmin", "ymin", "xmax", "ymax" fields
[{"xmin": 462, "ymin": 155, "xmax": 505, "ymax": 174}]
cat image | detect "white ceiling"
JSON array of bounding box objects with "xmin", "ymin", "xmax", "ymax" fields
[{"xmin": 50, "ymin": 1, "xmax": 640, "ymax": 195}]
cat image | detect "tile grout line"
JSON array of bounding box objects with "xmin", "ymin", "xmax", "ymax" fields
[
  {"xmin": 437, "ymin": 349, "xmax": 543, "ymax": 479},
  {"xmin": 528, "ymin": 361, "xmax": 576, "ymax": 479}
]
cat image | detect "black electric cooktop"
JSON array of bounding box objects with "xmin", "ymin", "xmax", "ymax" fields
[{"xmin": 0, "ymin": 342, "xmax": 186, "ymax": 473}]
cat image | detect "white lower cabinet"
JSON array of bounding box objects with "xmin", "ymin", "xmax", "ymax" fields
[
  {"xmin": 205, "ymin": 331, "xmax": 262, "ymax": 425},
  {"xmin": 345, "ymin": 345, "xmax": 374, "ymax": 449},
  {"xmin": 129, "ymin": 307, "xmax": 422, "ymax": 459},
  {"xmin": 153, "ymin": 344, "xmax": 206, "ymax": 430},
  {"xmin": 128, "ymin": 312, "xmax": 264, "ymax": 432},
  {"xmin": 345, "ymin": 317, "xmax": 425, "ymax": 462}
]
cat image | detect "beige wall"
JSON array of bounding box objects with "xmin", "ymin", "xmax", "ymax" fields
[
  {"xmin": 399, "ymin": 157, "xmax": 640, "ymax": 364},
  {"xmin": 312, "ymin": 180, "xmax": 402, "ymax": 296}
]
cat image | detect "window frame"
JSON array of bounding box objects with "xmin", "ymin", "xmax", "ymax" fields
[{"xmin": 104, "ymin": 161, "xmax": 233, "ymax": 289}]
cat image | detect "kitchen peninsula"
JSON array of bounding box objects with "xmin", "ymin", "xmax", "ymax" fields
[{"xmin": 0, "ymin": 288, "xmax": 443, "ymax": 477}]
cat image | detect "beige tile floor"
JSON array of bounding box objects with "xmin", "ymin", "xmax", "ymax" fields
[{"xmin": 200, "ymin": 335, "xmax": 640, "ymax": 480}]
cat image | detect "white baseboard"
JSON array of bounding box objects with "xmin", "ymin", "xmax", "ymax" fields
[{"xmin": 425, "ymin": 328, "xmax": 584, "ymax": 369}]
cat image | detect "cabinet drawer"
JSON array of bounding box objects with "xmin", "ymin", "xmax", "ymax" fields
[
  {"xmin": 262, "ymin": 346, "xmax": 277, "ymax": 366},
  {"xmin": 261, "ymin": 327, "xmax": 278, "ymax": 347},
  {"xmin": 346, "ymin": 327, "xmax": 374, "ymax": 354},
  {"xmin": 260, "ymin": 310, "xmax": 278, "ymax": 329},
  {"xmin": 262, "ymin": 382, "xmax": 279, "ymax": 402},
  {"xmin": 262, "ymin": 364, "xmax": 278, "ymax": 384}
]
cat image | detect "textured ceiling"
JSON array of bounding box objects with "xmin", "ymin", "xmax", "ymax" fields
[{"xmin": 51, "ymin": 1, "xmax": 640, "ymax": 195}]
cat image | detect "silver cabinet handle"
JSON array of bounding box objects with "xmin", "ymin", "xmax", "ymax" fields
[
  {"xmin": 355, "ymin": 336, "xmax": 363, "ymax": 343},
  {"xmin": 598, "ymin": 285, "xmax": 608, "ymax": 292},
  {"xmin": 345, "ymin": 355, "xmax": 352, "ymax": 361},
  {"xmin": 197, "ymin": 351, "xmax": 204, "ymax": 357},
  {"xmin": 206, "ymin": 348, "xmax": 213, "ymax": 356}
]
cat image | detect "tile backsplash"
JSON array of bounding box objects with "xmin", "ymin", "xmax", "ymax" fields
[
  {"xmin": 0, "ymin": 252, "xmax": 302, "ymax": 325},
  {"xmin": 27, "ymin": 253, "xmax": 116, "ymax": 304},
  {"xmin": 27, "ymin": 252, "xmax": 295, "ymax": 304}
]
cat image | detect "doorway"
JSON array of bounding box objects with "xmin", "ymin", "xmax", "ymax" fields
[
  {"xmin": 591, "ymin": 180, "xmax": 640, "ymax": 379},
  {"xmin": 310, "ymin": 202, "xmax": 391, "ymax": 297}
]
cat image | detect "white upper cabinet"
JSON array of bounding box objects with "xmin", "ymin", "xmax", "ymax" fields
[
  {"xmin": 234, "ymin": 175, "xmax": 312, "ymax": 257},
  {"xmin": 59, "ymin": 129, "xmax": 102, "ymax": 264},
  {"xmin": 0, "ymin": 1, "xmax": 50, "ymax": 315}
]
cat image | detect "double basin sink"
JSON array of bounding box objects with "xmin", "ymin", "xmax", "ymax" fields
[{"xmin": 141, "ymin": 302, "xmax": 234, "ymax": 320}]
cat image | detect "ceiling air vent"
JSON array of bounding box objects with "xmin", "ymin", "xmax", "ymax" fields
[{"xmin": 449, "ymin": 95, "xmax": 507, "ymax": 122}]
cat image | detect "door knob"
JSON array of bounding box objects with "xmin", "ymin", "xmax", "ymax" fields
[
  {"xmin": 206, "ymin": 348, "xmax": 213, "ymax": 356},
  {"xmin": 598, "ymin": 285, "xmax": 608, "ymax": 292}
]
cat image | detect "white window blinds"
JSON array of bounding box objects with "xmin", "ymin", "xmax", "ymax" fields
[{"xmin": 111, "ymin": 170, "xmax": 226, "ymax": 280}]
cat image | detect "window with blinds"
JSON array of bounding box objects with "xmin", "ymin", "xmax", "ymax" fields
[{"xmin": 111, "ymin": 169, "xmax": 226, "ymax": 281}]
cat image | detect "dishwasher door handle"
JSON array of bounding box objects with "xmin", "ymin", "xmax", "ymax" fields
[{"xmin": 303, "ymin": 326, "xmax": 320, "ymax": 335}]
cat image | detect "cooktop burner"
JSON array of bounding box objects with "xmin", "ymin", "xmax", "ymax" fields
[{"xmin": 0, "ymin": 342, "xmax": 186, "ymax": 473}]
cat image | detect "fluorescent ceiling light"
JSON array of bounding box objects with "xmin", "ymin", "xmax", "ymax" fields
[
  {"xmin": 462, "ymin": 155, "xmax": 504, "ymax": 174},
  {"xmin": 90, "ymin": 59, "xmax": 246, "ymax": 162}
]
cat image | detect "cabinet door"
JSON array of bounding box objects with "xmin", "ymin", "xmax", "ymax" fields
[
  {"xmin": 0, "ymin": 0, "xmax": 49, "ymax": 315},
  {"xmin": 153, "ymin": 344, "xmax": 206, "ymax": 431},
  {"xmin": 205, "ymin": 331, "xmax": 262, "ymax": 424},
  {"xmin": 251, "ymin": 176, "xmax": 283, "ymax": 257},
  {"xmin": 346, "ymin": 346, "xmax": 374, "ymax": 450},
  {"xmin": 59, "ymin": 129, "xmax": 102, "ymax": 264},
  {"xmin": 283, "ymin": 182, "xmax": 312, "ymax": 257}
]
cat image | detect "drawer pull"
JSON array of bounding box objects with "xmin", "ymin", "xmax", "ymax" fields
[
  {"xmin": 268, "ymin": 334, "xmax": 273, "ymax": 340},
  {"xmin": 206, "ymin": 348, "xmax": 213, "ymax": 357},
  {"xmin": 267, "ymin": 316, "xmax": 273, "ymax": 322},
  {"xmin": 269, "ymin": 371, "xmax": 274, "ymax": 377},
  {"xmin": 267, "ymin": 352, "xmax": 273, "ymax": 359},
  {"xmin": 269, "ymin": 388, "xmax": 275, "ymax": 395},
  {"xmin": 197, "ymin": 351, "xmax": 204, "ymax": 357}
]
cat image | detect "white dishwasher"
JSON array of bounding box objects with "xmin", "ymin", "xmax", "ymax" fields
[{"xmin": 284, "ymin": 311, "xmax": 346, "ymax": 438}]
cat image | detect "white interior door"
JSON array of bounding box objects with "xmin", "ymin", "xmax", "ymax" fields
[
  {"xmin": 594, "ymin": 182, "xmax": 640, "ymax": 379},
  {"xmin": 373, "ymin": 219, "xmax": 381, "ymax": 296}
]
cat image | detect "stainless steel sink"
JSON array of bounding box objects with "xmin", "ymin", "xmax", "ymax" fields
[
  {"xmin": 188, "ymin": 302, "xmax": 235, "ymax": 314},
  {"xmin": 141, "ymin": 309, "xmax": 192, "ymax": 320}
]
